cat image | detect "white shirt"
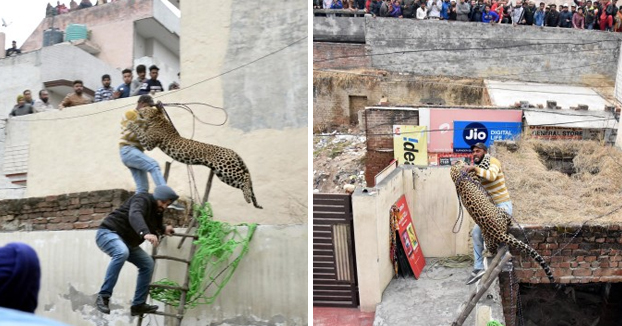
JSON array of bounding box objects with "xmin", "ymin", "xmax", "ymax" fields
[
  {"xmin": 417, "ymin": 7, "xmax": 428, "ymax": 18},
  {"xmin": 33, "ymin": 99, "xmax": 56, "ymax": 113}
]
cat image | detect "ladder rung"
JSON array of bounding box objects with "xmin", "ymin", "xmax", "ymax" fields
[
  {"xmin": 152, "ymin": 255, "xmax": 191, "ymax": 264},
  {"xmin": 149, "ymin": 283, "xmax": 188, "ymax": 291},
  {"xmin": 148, "ymin": 310, "xmax": 183, "ymax": 319},
  {"xmin": 169, "ymin": 233, "xmax": 198, "ymax": 239}
]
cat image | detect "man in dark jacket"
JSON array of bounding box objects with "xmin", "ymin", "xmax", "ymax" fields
[
  {"xmin": 523, "ymin": 1, "xmax": 536, "ymax": 24},
  {"xmin": 95, "ymin": 185, "xmax": 178, "ymax": 316},
  {"xmin": 545, "ymin": 3, "xmax": 560, "ymax": 26},
  {"xmin": 558, "ymin": 3, "xmax": 574, "ymax": 27}
]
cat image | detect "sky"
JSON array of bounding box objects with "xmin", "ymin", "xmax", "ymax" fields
[{"xmin": 0, "ymin": 0, "xmax": 180, "ymax": 49}]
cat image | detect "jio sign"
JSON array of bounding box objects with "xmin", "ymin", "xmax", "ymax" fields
[
  {"xmin": 453, "ymin": 121, "xmax": 522, "ymax": 153},
  {"xmin": 462, "ymin": 122, "xmax": 488, "ymax": 147}
]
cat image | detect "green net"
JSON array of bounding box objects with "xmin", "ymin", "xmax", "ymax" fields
[
  {"xmin": 486, "ymin": 321, "xmax": 505, "ymax": 326},
  {"xmin": 149, "ymin": 202, "xmax": 257, "ymax": 309}
]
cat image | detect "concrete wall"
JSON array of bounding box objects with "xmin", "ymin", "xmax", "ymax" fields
[
  {"xmin": 0, "ymin": 225, "xmax": 307, "ymax": 326},
  {"xmin": 313, "ymin": 16, "xmax": 366, "ymax": 43},
  {"xmin": 0, "ymin": 120, "xmax": 26, "ymax": 199},
  {"xmin": 352, "ymin": 165, "xmax": 471, "ymax": 312},
  {"xmin": 365, "ymin": 18, "xmax": 622, "ymax": 84}
]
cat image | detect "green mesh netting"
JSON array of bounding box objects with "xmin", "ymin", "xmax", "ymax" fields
[
  {"xmin": 486, "ymin": 321, "xmax": 505, "ymax": 326},
  {"xmin": 149, "ymin": 202, "xmax": 256, "ymax": 309}
]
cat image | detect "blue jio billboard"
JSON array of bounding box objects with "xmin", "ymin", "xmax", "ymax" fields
[{"xmin": 453, "ymin": 121, "xmax": 522, "ymax": 153}]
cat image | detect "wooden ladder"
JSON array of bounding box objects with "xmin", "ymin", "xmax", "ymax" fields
[{"xmin": 136, "ymin": 166, "xmax": 215, "ymax": 326}]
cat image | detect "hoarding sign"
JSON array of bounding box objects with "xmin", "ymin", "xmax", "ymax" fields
[
  {"xmin": 392, "ymin": 195, "xmax": 425, "ymax": 279},
  {"xmin": 453, "ymin": 121, "xmax": 522, "ymax": 153},
  {"xmin": 393, "ymin": 125, "xmax": 428, "ymax": 166}
]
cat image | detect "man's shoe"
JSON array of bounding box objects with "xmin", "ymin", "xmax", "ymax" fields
[
  {"xmin": 95, "ymin": 295, "xmax": 110, "ymax": 314},
  {"xmin": 130, "ymin": 303, "xmax": 158, "ymax": 316},
  {"xmin": 167, "ymin": 201, "xmax": 185, "ymax": 211},
  {"xmin": 466, "ymin": 269, "xmax": 485, "ymax": 285}
]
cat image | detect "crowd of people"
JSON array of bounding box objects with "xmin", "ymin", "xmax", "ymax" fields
[
  {"xmin": 9, "ymin": 64, "xmax": 180, "ymax": 117},
  {"xmin": 45, "ymin": 0, "xmax": 117, "ymax": 16},
  {"xmin": 315, "ymin": 0, "xmax": 622, "ymax": 31}
]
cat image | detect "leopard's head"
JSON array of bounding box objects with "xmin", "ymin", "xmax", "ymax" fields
[{"xmin": 450, "ymin": 160, "xmax": 466, "ymax": 184}]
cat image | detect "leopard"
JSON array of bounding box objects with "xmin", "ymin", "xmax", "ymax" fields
[
  {"xmin": 127, "ymin": 104, "xmax": 262, "ymax": 209},
  {"xmin": 450, "ymin": 160, "xmax": 554, "ymax": 283}
]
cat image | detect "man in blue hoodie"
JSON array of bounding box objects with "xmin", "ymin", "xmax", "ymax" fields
[
  {"xmin": 534, "ymin": 2, "xmax": 546, "ymax": 26},
  {"xmin": 482, "ymin": 4, "xmax": 499, "ymax": 22}
]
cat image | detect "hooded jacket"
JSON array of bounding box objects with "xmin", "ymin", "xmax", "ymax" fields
[{"xmin": 99, "ymin": 193, "xmax": 165, "ymax": 247}]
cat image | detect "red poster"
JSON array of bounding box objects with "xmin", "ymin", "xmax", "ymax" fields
[{"xmin": 394, "ymin": 195, "xmax": 425, "ymax": 279}]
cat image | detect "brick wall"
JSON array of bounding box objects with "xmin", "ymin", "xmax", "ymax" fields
[
  {"xmin": 499, "ymin": 224, "xmax": 622, "ymax": 326},
  {"xmin": 365, "ymin": 108, "xmax": 419, "ymax": 186},
  {"xmin": 0, "ymin": 189, "xmax": 189, "ymax": 232},
  {"xmin": 313, "ymin": 42, "xmax": 370, "ymax": 70}
]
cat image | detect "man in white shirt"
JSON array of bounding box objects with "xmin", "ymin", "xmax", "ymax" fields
[
  {"xmin": 33, "ymin": 89, "xmax": 56, "ymax": 113},
  {"xmin": 428, "ymin": 0, "xmax": 443, "ymax": 17},
  {"xmin": 417, "ymin": 1, "xmax": 429, "ymax": 18}
]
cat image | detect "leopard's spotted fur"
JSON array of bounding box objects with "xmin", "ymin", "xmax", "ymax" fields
[
  {"xmin": 450, "ymin": 160, "xmax": 554, "ymax": 283},
  {"xmin": 128, "ymin": 106, "xmax": 262, "ymax": 209}
]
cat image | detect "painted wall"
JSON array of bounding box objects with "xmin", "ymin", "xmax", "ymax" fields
[
  {"xmin": 352, "ymin": 165, "xmax": 471, "ymax": 311},
  {"xmin": 313, "ymin": 16, "xmax": 365, "ymax": 43},
  {"xmin": 21, "ymin": 0, "xmax": 154, "ymax": 70},
  {"xmin": 0, "ymin": 225, "xmax": 307, "ymax": 326}
]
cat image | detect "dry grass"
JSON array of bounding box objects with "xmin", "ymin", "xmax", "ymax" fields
[{"xmin": 497, "ymin": 139, "xmax": 622, "ymax": 225}]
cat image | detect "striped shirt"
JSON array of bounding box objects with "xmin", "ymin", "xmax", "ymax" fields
[
  {"xmin": 474, "ymin": 156, "xmax": 510, "ymax": 204},
  {"xmin": 119, "ymin": 109, "xmax": 144, "ymax": 151}
]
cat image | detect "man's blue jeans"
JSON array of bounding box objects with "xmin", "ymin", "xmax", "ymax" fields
[
  {"xmin": 472, "ymin": 201, "xmax": 513, "ymax": 270},
  {"xmin": 96, "ymin": 229, "xmax": 154, "ymax": 305},
  {"xmin": 120, "ymin": 146, "xmax": 166, "ymax": 193}
]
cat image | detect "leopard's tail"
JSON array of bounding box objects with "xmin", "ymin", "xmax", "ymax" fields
[{"xmin": 501, "ymin": 233, "xmax": 555, "ymax": 283}]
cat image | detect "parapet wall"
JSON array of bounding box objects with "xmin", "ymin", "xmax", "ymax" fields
[
  {"xmin": 0, "ymin": 189, "xmax": 189, "ymax": 232},
  {"xmin": 365, "ymin": 17, "xmax": 622, "ymax": 84},
  {"xmin": 499, "ymin": 224, "xmax": 622, "ymax": 326}
]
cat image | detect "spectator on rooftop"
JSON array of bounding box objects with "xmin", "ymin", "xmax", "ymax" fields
[
  {"xmin": 331, "ymin": 0, "xmax": 344, "ymax": 9},
  {"xmin": 573, "ymin": 6, "xmax": 586, "ymax": 27},
  {"xmin": 168, "ymin": 82, "xmax": 180, "ymax": 91},
  {"xmin": 323, "ymin": 0, "xmax": 332, "ymax": 8},
  {"xmin": 69, "ymin": 0, "xmax": 78, "ymax": 10},
  {"xmin": 130, "ymin": 65, "xmax": 147, "ymax": 96},
  {"xmin": 370, "ymin": 0, "xmax": 382, "ymax": 15},
  {"xmin": 78, "ymin": 0, "xmax": 93, "ymax": 9},
  {"xmin": 46, "ymin": 3, "xmax": 56, "ymax": 16},
  {"xmin": 428, "ymin": 0, "xmax": 443, "ymax": 18},
  {"xmin": 9, "ymin": 95, "xmax": 34, "ymax": 117},
  {"xmin": 559, "ymin": 4, "xmax": 573, "ymax": 27},
  {"xmin": 600, "ymin": 0, "xmax": 617, "ymax": 30},
  {"xmin": 94, "ymin": 74, "xmax": 114, "ymax": 102},
  {"xmin": 457, "ymin": 0, "xmax": 471, "ymax": 21},
  {"xmin": 470, "ymin": 0, "xmax": 484, "ymax": 21},
  {"xmin": 615, "ymin": 4, "xmax": 622, "ymax": 30},
  {"xmin": 138, "ymin": 65, "xmax": 164, "ymax": 95},
  {"xmin": 523, "ymin": 1, "xmax": 536, "ymax": 25},
  {"xmin": 390, "ymin": 0, "xmax": 403, "ymax": 17},
  {"xmin": 57, "ymin": 1, "xmax": 69, "ymax": 14},
  {"xmin": 571, "ymin": 3, "xmax": 577, "ymax": 15},
  {"xmin": 58, "ymin": 80, "xmax": 92, "ymax": 109},
  {"xmin": 512, "ymin": 0, "xmax": 525, "ymax": 24},
  {"xmin": 534, "ymin": 1, "xmax": 545, "ymax": 25},
  {"xmin": 439, "ymin": 0, "xmax": 450, "ymax": 18},
  {"xmin": 403, "ymin": 0, "xmax": 417, "ymax": 18},
  {"xmin": 114, "ymin": 68, "xmax": 133, "ymax": 99},
  {"xmin": 5, "ymin": 41, "xmax": 21, "ymax": 57},
  {"xmin": 448, "ymin": 0, "xmax": 458, "ymax": 19},
  {"xmin": 482, "ymin": 3, "xmax": 499, "ymax": 22},
  {"xmin": 585, "ymin": 7, "xmax": 596, "ymax": 28},
  {"xmin": 33, "ymin": 89, "xmax": 55, "ymax": 113},
  {"xmin": 545, "ymin": 4, "xmax": 560, "ymax": 26},
  {"xmin": 23, "ymin": 90, "xmax": 34, "ymax": 105},
  {"xmin": 416, "ymin": 1, "xmax": 428, "ymax": 18}
]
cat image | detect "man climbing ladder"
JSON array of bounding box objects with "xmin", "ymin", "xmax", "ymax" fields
[{"xmin": 95, "ymin": 185, "xmax": 179, "ymax": 316}]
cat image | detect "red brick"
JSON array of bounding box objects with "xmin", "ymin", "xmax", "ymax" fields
[
  {"xmin": 595, "ymin": 238, "xmax": 606, "ymax": 243},
  {"xmin": 79, "ymin": 208, "xmax": 94, "ymax": 215},
  {"xmin": 62, "ymin": 215, "xmax": 78, "ymax": 223},
  {"xmin": 78, "ymin": 215, "xmax": 92, "ymax": 222},
  {"xmin": 559, "ymin": 262, "xmax": 571, "ymax": 268},
  {"xmin": 47, "ymin": 222, "xmax": 73, "ymax": 231},
  {"xmin": 584, "ymin": 256, "xmax": 597, "ymax": 262},
  {"xmin": 45, "ymin": 195, "xmax": 58, "ymax": 202},
  {"xmin": 73, "ymin": 222, "xmax": 90, "ymax": 229},
  {"xmin": 572, "ymin": 269, "xmax": 592, "ymax": 276}
]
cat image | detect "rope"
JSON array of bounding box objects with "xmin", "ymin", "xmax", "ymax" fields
[
  {"xmin": 424, "ymin": 255, "xmax": 473, "ymax": 280},
  {"xmin": 149, "ymin": 202, "xmax": 257, "ymax": 309}
]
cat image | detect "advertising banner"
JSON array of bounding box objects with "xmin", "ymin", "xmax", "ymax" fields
[
  {"xmin": 392, "ymin": 195, "xmax": 425, "ymax": 279},
  {"xmin": 453, "ymin": 121, "xmax": 522, "ymax": 153},
  {"xmin": 393, "ymin": 125, "xmax": 428, "ymax": 166},
  {"xmin": 436, "ymin": 153, "xmax": 473, "ymax": 166},
  {"xmin": 428, "ymin": 109, "xmax": 522, "ymax": 152},
  {"xmin": 528, "ymin": 126, "xmax": 583, "ymax": 140}
]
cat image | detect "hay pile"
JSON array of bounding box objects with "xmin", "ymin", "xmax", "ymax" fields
[{"xmin": 497, "ymin": 139, "xmax": 622, "ymax": 224}]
